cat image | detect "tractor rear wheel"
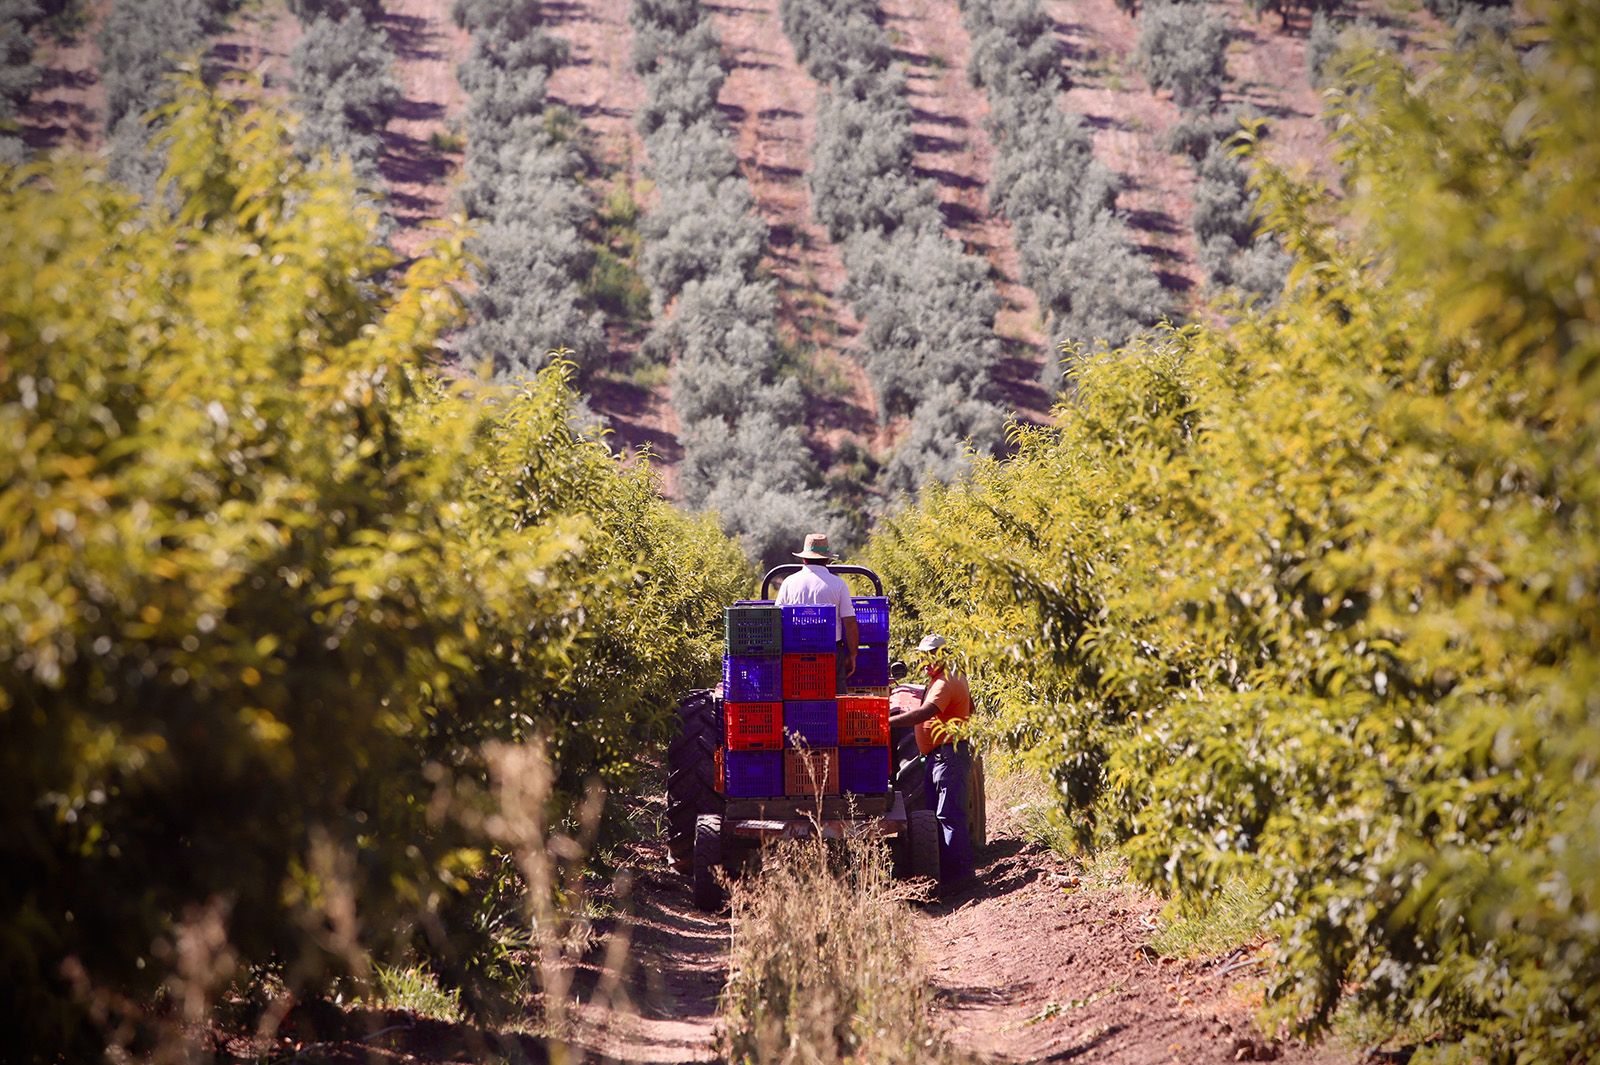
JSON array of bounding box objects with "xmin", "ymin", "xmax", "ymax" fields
[
  {"xmin": 907, "ymin": 808, "xmax": 941, "ymax": 881},
  {"xmin": 668, "ymin": 691, "xmax": 723, "ymax": 870},
  {"xmin": 692, "ymin": 814, "xmax": 726, "ymax": 911}
]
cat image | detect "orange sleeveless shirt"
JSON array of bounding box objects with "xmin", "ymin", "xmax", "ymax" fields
[{"xmin": 914, "ymin": 672, "xmax": 972, "ymax": 755}]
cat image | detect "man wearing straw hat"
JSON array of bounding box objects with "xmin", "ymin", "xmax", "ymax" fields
[{"xmin": 774, "ymin": 533, "xmax": 859, "ymax": 694}]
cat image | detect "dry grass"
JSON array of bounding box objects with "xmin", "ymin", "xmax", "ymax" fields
[{"xmin": 719, "ymin": 834, "xmax": 971, "ymax": 1065}]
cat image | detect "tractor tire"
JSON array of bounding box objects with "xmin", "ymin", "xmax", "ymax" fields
[
  {"xmin": 692, "ymin": 815, "xmax": 726, "ymax": 911},
  {"xmin": 667, "ymin": 691, "xmax": 724, "ymax": 870},
  {"xmin": 907, "ymin": 808, "xmax": 941, "ymax": 882},
  {"xmin": 967, "ymin": 750, "xmax": 987, "ymax": 854}
]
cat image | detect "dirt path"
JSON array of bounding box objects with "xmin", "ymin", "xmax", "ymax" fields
[
  {"xmin": 918, "ymin": 818, "xmax": 1354, "ymax": 1064},
  {"xmin": 568, "ymin": 839, "xmax": 727, "ymax": 1064}
]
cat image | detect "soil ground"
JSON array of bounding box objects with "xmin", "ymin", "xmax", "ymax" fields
[
  {"xmin": 920, "ymin": 814, "xmax": 1352, "ymax": 1064},
  {"xmin": 207, "ymin": 781, "xmax": 1357, "ymax": 1065}
]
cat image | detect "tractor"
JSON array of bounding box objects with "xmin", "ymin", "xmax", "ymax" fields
[{"xmin": 666, "ymin": 564, "xmax": 986, "ymax": 909}]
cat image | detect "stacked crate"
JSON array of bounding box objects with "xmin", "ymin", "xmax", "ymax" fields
[
  {"xmin": 721, "ymin": 595, "xmax": 892, "ymax": 800},
  {"xmin": 722, "ymin": 601, "xmax": 784, "ymax": 797},
  {"xmin": 840, "ymin": 595, "xmax": 892, "ymax": 793},
  {"xmin": 846, "ymin": 596, "xmax": 892, "ymax": 690},
  {"xmin": 779, "ymin": 605, "xmax": 839, "ymax": 797}
]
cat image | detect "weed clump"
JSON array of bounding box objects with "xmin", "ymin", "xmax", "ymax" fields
[{"xmin": 721, "ymin": 838, "xmax": 968, "ymax": 1065}]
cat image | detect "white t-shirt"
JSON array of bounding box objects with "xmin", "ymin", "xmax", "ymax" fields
[{"xmin": 773, "ymin": 565, "xmax": 856, "ymax": 642}]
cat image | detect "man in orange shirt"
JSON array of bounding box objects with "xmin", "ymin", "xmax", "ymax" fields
[{"xmin": 888, "ymin": 633, "xmax": 974, "ymax": 884}]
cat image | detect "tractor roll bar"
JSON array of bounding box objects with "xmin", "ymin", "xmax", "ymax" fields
[{"xmin": 760, "ymin": 564, "xmax": 884, "ymax": 600}]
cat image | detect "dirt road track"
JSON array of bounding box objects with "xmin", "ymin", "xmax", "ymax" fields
[
  {"xmin": 920, "ymin": 836, "xmax": 1353, "ymax": 1064},
  {"xmin": 574, "ymin": 801, "xmax": 1356, "ymax": 1065}
]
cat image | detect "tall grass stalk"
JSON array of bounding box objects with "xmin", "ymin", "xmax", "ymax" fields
[{"xmin": 719, "ymin": 835, "xmax": 969, "ymax": 1065}]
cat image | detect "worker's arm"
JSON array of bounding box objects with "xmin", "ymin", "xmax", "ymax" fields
[
  {"xmin": 842, "ymin": 616, "xmax": 859, "ymax": 672},
  {"xmin": 889, "ymin": 678, "xmax": 948, "ymax": 728}
]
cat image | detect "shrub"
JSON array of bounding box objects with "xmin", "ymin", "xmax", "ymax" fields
[
  {"xmin": 630, "ymin": 0, "xmax": 827, "ymax": 562},
  {"xmin": 1307, "ymin": 13, "xmax": 1396, "ymax": 88},
  {"xmin": 843, "ymin": 228, "xmax": 1001, "ymax": 418},
  {"xmin": 1136, "ymin": 0, "xmax": 1230, "ymax": 110},
  {"xmin": 962, "ymin": 0, "xmax": 1062, "ymax": 96},
  {"xmin": 453, "ymin": 0, "xmax": 602, "ymax": 378},
  {"xmin": 958, "ymin": 0, "xmax": 1168, "ymax": 369},
  {"xmin": 286, "ymin": 0, "xmax": 382, "ymax": 19},
  {"xmin": 870, "ymin": 8, "xmax": 1600, "ymax": 1057},
  {"xmin": 780, "ymin": 0, "xmax": 892, "ymax": 85},
  {"xmin": 0, "ymin": 79, "xmax": 748, "ymax": 1062},
  {"xmin": 638, "ymin": 176, "xmax": 765, "ymax": 301},
  {"xmin": 1192, "ymin": 140, "xmax": 1288, "ymax": 298},
  {"xmin": 289, "ymin": 9, "xmax": 399, "ymax": 185},
  {"xmin": 721, "ymin": 840, "xmax": 970, "ymax": 1064},
  {"xmin": 809, "ymin": 81, "xmax": 936, "ymax": 240},
  {"xmin": 781, "ymin": 0, "xmax": 1007, "ymax": 488},
  {"xmin": 97, "ymin": 0, "xmax": 223, "ymax": 188}
]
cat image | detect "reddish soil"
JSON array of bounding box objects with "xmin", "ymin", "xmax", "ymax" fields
[
  {"xmin": 567, "ymin": 840, "xmax": 728, "ymax": 1063},
  {"xmin": 378, "ymin": 0, "xmax": 471, "ymax": 260},
  {"xmin": 922, "ymin": 834, "xmax": 1354, "ymax": 1064},
  {"xmin": 19, "ymin": 2, "xmax": 104, "ymax": 154}
]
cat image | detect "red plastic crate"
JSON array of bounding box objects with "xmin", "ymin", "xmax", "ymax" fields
[
  {"xmin": 725, "ymin": 701, "xmax": 783, "ymax": 751},
  {"xmin": 784, "ymin": 748, "xmax": 840, "ymax": 797},
  {"xmin": 838, "ymin": 695, "xmax": 889, "ymax": 747},
  {"xmin": 782, "ymin": 652, "xmax": 836, "ymax": 700}
]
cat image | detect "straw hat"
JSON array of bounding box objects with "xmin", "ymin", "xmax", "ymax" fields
[{"xmin": 793, "ymin": 532, "xmax": 836, "ymax": 561}]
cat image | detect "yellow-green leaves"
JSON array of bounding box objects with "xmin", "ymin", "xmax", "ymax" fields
[
  {"xmin": 1, "ymin": 80, "xmax": 746, "ymax": 1058},
  {"xmin": 869, "ymin": 4, "xmax": 1600, "ymax": 1058}
]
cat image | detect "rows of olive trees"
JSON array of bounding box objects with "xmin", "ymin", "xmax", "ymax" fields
[
  {"xmin": 631, "ymin": 0, "xmax": 824, "ymax": 564},
  {"xmin": 780, "ymin": 0, "xmax": 1004, "ymax": 493},
  {"xmin": 286, "ymin": 0, "xmax": 397, "ymax": 191},
  {"xmin": 0, "ymin": 0, "xmax": 40, "ymax": 163},
  {"xmin": 958, "ymin": 0, "xmax": 1167, "ymax": 386},
  {"xmin": 96, "ymin": 0, "xmax": 233, "ymax": 191},
  {"xmin": 1136, "ymin": 0, "xmax": 1288, "ymax": 298},
  {"xmin": 452, "ymin": 0, "xmax": 604, "ymax": 380}
]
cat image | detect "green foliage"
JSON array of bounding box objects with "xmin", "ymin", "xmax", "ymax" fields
[
  {"xmin": 1136, "ymin": 0, "xmax": 1230, "ymax": 110},
  {"xmin": 289, "ymin": 9, "xmax": 399, "ymax": 189},
  {"xmin": 959, "ymin": 0, "xmax": 1168, "ymax": 379},
  {"xmin": 630, "ymin": 0, "xmax": 825, "ymax": 564},
  {"xmin": 453, "ymin": 0, "xmax": 604, "ymax": 378},
  {"xmin": 0, "ymin": 80, "xmax": 747, "ymax": 1061},
  {"xmin": 870, "ymin": 4, "xmax": 1600, "ymax": 1058}
]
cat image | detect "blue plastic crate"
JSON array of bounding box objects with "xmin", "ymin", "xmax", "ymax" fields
[
  {"xmin": 840, "ymin": 746, "xmax": 891, "ymax": 794},
  {"xmin": 725, "ymin": 750, "xmax": 784, "ymax": 798},
  {"xmin": 846, "ymin": 643, "xmax": 890, "ymax": 688},
  {"xmin": 723, "ymin": 654, "xmax": 782, "ymax": 701},
  {"xmin": 783, "ymin": 699, "xmax": 839, "ymax": 748},
  {"xmin": 851, "ymin": 596, "xmax": 890, "ymax": 643},
  {"xmin": 780, "ymin": 604, "xmax": 837, "ymax": 653}
]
